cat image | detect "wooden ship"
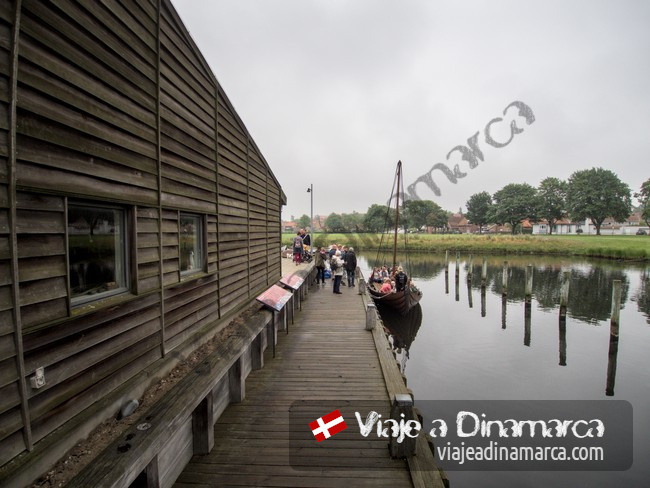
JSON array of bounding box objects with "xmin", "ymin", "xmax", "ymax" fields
[
  {"xmin": 368, "ymin": 161, "xmax": 423, "ymax": 314},
  {"xmin": 0, "ymin": 1, "xmax": 285, "ymax": 485}
]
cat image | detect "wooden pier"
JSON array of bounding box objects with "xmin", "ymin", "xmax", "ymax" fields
[{"xmin": 173, "ymin": 265, "xmax": 444, "ymax": 487}]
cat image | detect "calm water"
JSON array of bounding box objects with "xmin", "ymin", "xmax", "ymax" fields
[{"xmin": 359, "ymin": 253, "xmax": 650, "ymax": 488}]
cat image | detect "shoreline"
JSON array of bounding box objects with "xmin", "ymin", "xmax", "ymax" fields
[{"xmin": 283, "ymin": 234, "xmax": 650, "ymax": 262}]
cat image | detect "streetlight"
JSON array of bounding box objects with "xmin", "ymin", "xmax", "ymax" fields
[{"xmin": 306, "ymin": 184, "xmax": 313, "ymax": 254}]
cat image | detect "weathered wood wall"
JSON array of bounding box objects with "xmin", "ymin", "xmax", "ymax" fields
[{"xmin": 0, "ymin": 0, "xmax": 284, "ymax": 470}]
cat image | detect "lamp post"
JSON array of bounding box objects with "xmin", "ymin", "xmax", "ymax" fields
[{"xmin": 307, "ymin": 184, "xmax": 313, "ymax": 254}]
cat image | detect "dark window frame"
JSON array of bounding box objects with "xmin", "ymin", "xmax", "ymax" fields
[
  {"xmin": 179, "ymin": 212, "xmax": 206, "ymax": 276},
  {"xmin": 67, "ymin": 200, "xmax": 131, "ymax": 306}
]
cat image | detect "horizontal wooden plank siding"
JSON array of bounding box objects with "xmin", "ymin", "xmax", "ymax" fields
[{"xmin": 0, "ymin": 0, "xmax": 284, "ymax": 480}]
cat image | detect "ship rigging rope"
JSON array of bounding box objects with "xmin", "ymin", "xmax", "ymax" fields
[{"xmin": 374, "ymin": 162, "xmax": 413, "ymax": 278}]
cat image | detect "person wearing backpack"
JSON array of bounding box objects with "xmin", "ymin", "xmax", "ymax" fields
[
  {"xmin": 331, "ymin": 250, "xmax": 344, "ymax": 294},
  {"xmin": 292, "ymin": 231, "xmax": 303, "ymax": 265}
]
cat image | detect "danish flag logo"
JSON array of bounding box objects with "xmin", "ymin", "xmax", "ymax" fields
[{"xmin": 309, "ymin": 409, "xmax": 347, "ymax": 442}]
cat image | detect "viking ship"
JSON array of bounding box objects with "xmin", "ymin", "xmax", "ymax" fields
[{"xmin": 368, "ymin": 161, "xmax": 422, "ymax": 314}]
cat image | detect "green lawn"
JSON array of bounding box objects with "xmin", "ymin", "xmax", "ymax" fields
[{"xmin": 283, "ymin": 233, "xmax": 650, "ymax": 261}]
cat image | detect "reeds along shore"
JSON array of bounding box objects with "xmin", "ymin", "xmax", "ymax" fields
[{"xmin": 283, "ymin": 234, "xmax": 649, "ymax": 261}]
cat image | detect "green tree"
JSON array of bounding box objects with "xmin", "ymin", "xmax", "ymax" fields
[
  {"xmin": 403, "ymin": 200, "xmax": 438, "ymax": 231},
  {"xmin": 536, "ymin": 177, "xmax": 567, "ymax": 234},
  {"xmin": 341, "ymin": 212, "xmax": 364, "ymax": 233},
  {"xmin": 465, "ymin": 191, "xmax": 492, "ymax": 234},
  {"xmin": 297, "ymin": 214, "xmax": 311, "ymax": 230},
  {"xmin": 426, "ymin": 206, "xmax": 450, "ymax": 233},
  {"xmin": 566, "ymin": 168, "xmax": 632, "ymax": 235},
  {"xmin": 490, "ymin": 183, "xmax": 538, "ymax": 234},
  {"xmin": 634, "ymin": 178, "xmax": 650, "ymax": 227},
  {"xmin": 364, "ymin": 204, "xmax": 390, "ymax": 233},
  {"xmin": 324, "ymin": 213, "xmax": 345, "ymax": 233}
]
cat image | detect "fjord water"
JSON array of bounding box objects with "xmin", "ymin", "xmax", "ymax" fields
[{"xmin": 359, "ymin": 253, "xmax": 649, "ymax": 488}]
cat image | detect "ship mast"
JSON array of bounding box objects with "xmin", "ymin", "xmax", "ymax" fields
[{"xmin": 392, "ymin": 161, "xmax": 401, "ymax": 272}]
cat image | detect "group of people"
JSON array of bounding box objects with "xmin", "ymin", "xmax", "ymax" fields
[
  {"xmin": 370, "ymin": 265, "xmax": 409, "ymax": 295},
  {"xmin": 293, "ymin": 238, "xmax": 412, "ymax": 296},
  {"xmin": 291, "ymin": 228, "xmax": 311, "ymax": 264},
  {"xmin": 313, "ymin": 244, "xmax": 357, "ymax": 294}
]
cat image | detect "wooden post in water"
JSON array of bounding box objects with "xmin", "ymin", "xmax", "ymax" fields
[
  {"xmin": 455, "ymin": 270, "xmax": 460, "ymax": 302},
  {"xmin": 606, "ymin": 280, "xmax": 622, "ymax": 396},
  {"xmin": 559, "ymin": 271, "xmax": 570, "ymax": 319},
  {"xmin": 481, "ymin": 256, "xmax": 487, "ymax": 288},
  {"xmin": 455, "ymin": 251, "xmax": 460, "ymax": 279},
  {"xmin": 501, "ymin": 295, "xmax": 507, "ymax": 329},
  {"xmin": 467, "ymin": 280, "xmax": 473, "ymax": 308},
  {"xmin": 501, "ymin": 261, "xmax": 508, "ymax": 296},
  {"xmin": 525, "ymin": 264, "xmax": 533, "ymax": 303},
  {"xmin": 467, "ymin": 254, "xmax": 474, "ymax": 282}
]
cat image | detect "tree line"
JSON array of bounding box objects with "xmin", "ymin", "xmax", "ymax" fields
[
  {"xmin": 294, "ymin": 168, "xmax": 648, "ymax": 236},
  {"xmin": 466, "ymin": 168, "xmax": 646, "ymax": 235}
]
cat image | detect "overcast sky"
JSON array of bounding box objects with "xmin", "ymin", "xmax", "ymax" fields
[{"xmin": 172, "ymin": 0, "xmax": 649, "ymax": 221}]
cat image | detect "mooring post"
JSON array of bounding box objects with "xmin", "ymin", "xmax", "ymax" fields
[
  {"xmin": 389, "ymin": 393, "xmax": 417, "ymax": 458},
  {"xmin": 525, "ymin": 264, "xmax": 533, "ymax": 302},
  {"xmin": 366, "ymin": 302, "xmax": 377, "ymax": 330},
  {"xmin": 502, "ymin": 261, "xmax": 508, "ymax": 296},
  {"xmin": 455, "ymin": 270, "xmax": 460, "ymax": 302},
  {"xmin": 455, "ymin": 251, "xmax": 460, "ymax": 279},
  {"xmin": 481, "ymin": 256, "xmax": 487, "ymax": 288},
  {"xmin": 467, "ymin": 280, "xmax": 473, "ymax": 308},
  {"xmin": 358, "ymin": 277, "xmax": 366, "ymax": 295},
  {"xmin": 559, "ymin": 271, "xmax": 570, "ymax": 319},
  {"xmin": 445, "ymin": 250, "xmax": 449, "ymax": 271},
  {"xmin": 501, "ymin": 295, "xmax": 507, "ymax": 329},
  {"xmin": 467, "ymin": 254, "xmax": 474, "ymax": 282}
]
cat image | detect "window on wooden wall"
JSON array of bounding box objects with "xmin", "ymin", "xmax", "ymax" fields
[
  {"xmin": 68, "ymin": 202, "xmax": 129, "ymax": 304},
  {"xmin": 180, "ymin": 213, "xmax": 204, "ymax": 275}
]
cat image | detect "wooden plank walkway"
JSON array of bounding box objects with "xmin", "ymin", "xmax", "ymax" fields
[{"xmin": 174, "ymin": 276, "xmax": 414, "ymax": 487}]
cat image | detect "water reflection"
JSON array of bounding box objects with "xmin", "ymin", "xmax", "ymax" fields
[
  {"xmin": 377, "ymin": 303, "xmax": 423, "ymax": 374},
  {"xmin": 360, "ymin": 252, "xmax": 649, "ymax": 486},
  {"xmin": 606, "ymin": 329, "xmax": 619, "ymax": 396},
  {"xmin": 632, "ymin": 268, "xmax": 650, "ymax": 324},
  {"xmin": 559, "ymin": 316, "xmax": 567, "ymax": 366},
  {"xmin": 524, "ymin": 302, "xmax": 532, "ymax": 346},
  {"xmin": 389, "ymin": 253, "xmax": 636, "ymax": 325}
]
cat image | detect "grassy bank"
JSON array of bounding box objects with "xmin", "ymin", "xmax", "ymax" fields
[{"xmin": 283, "ymin": 233, "xmax": 650, "ymax": 261}]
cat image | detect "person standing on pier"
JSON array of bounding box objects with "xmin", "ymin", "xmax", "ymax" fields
[
  {"xmin": 314, "ymin": 247, "xmax": 327, "ymax": 284},
  {"xmin": 292, "ymin": 231, "xmax": 303, "ymax": 265},
  {"xmin": 331, "ymin": 250, "xmax": 345, "ymax": 294},
  {"xmin": 345, "ymin": 246, "xmax": 357, "ymax": 287}
]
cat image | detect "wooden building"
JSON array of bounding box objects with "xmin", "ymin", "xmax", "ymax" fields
[{"xmin": 0, "ymin": 0, "xmax": 284, "ymax": 479}]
